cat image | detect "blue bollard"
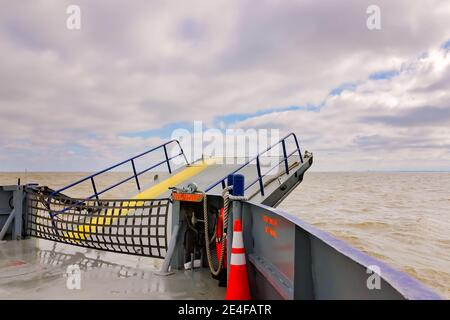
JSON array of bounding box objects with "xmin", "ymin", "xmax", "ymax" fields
[
  {"xmin": 227, "ymin": 174, "xmax": 234, "ymax": 187},
  {"xmin": 232, "ymin": 174, "xmax": 244, "ymax": 196}
]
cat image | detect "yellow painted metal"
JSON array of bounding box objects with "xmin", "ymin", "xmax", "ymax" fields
[{"xmin": 67, "ymin": 159, "xmax": 216, "ymax": 240}]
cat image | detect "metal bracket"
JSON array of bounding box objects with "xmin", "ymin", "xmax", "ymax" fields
[
  {"xmin": 0, "ymin": 185, "xmax": 24, "ymax": 241},
  {"xmin": 154, "ymin": 223, "xmax": 180, "ymax": 276}
]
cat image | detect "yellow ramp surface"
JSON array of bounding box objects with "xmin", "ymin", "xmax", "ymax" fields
[{"xmin": 68, "ymin": 159, "xmax": 216, "ymax": 240}]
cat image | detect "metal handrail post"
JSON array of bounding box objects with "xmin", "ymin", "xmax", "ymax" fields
[
  {"xmin": 256, "ymin": 156, "xmax": 264, "ymax": 196},
  {"xmin": 131, "ymin": 159, "xmax": 141, "ymax": 190}
]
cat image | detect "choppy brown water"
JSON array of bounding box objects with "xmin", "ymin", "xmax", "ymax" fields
[
  {"xmin": 1, "ymin": 171, "xmax": 449, "ymax": 299},
  {"xmin": 279, "ymin": 172, "xmax": 450, "ymax": 299}
]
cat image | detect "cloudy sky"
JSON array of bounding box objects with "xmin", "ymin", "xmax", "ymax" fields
[{"xmin": 0, "ymin": 0, "xmax": 449, "ymax": 171}]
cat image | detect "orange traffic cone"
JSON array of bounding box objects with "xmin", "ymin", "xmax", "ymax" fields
[{"xmin": 225, "ymin": 219, "xmax": 251, "ymax": 300}]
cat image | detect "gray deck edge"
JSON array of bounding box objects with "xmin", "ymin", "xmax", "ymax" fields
[{"xmin": 253, "ymin": 202, "xmax": 443, "ymax": 300}]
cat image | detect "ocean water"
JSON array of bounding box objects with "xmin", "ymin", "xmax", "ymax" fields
[
  {"xmin": 279, "ymin": 172, "xmax": 450, "ymax": 299},
  {"xmin": 1, "ymin": 171, "xmax": 449, "ymax": 299}
]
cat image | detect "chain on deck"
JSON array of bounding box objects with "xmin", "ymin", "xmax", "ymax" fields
[{"xmin": 26, "ymin": 190, "xmax": 169, "ymax": 259}]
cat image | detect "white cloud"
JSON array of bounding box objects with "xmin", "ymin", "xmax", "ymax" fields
[
  {"xmin": 0, "ymin": 0, "xmax": 449, "ymax": 170},
  {"xmin": 235, "ymin": 47, "xmax": 450, "ymax": 171}
]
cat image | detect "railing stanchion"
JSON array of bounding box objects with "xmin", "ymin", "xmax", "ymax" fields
[
  {"xmin": 256, "ymin": 156, "xmax": 265, "ymax": 196},
  {"xmin": 176, "ymin": 141, "xmax": 189, "ymax": 165},
  {"xmin": 49, "ymin": 139, "xmax": 189, "ymax": 216},
  {"xmin": 282, "ymin": 140, "xmax": 289, "ymax": 175},
  {"xmin": 205, "ymin": 132, "xmax": 305, "ymax": 193},
  {"xmin": 293, "ymin": 134, "xmax": 304, "ymax": 163},
  {"xmin": 131, "ymin": 159, "xmax": 141, "ymax": 190},
  {"xmin": 163, "ymin": 145, "xmax": 172, "ymax": 174},
  {"xmin": 91, "ymin": 177, "xmax": 99, "ymax": 201}
]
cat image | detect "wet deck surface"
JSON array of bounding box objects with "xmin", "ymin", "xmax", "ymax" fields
[
  {"xmin": 0, "ymin": 156, "xmax": 303, "ymax": 299},
  {"xmin": 0, "ymin": 238, "xmax": 225, "ymax": 299}
]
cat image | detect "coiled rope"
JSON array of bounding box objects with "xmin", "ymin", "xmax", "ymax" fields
[{"xmin": 202, "ymin": 187, "xmax": 248, "ymax": 276}]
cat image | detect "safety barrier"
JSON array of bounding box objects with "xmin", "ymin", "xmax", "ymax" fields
[
  {"xmin": 45, "ymin": 132, "xmax": 303, "ymax": 218},
  {"xmin": 205, "ymin": 132, "xmax": 303, "ymax": 196},
  {"xmin": 26, "ymin": 190, "xmax": 169, "ymax": 259},
  {"xmin": 48, "ymin": 139, "xmax": 188, "ymax": 213}
]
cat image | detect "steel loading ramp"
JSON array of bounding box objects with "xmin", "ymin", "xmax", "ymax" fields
[
  {"xmin": 47, "ymin": 133, "xmax": 309, "ymax": 211},
  {"xmin": 129, "ymin": 158, "xmax": 259, "ymax": 200},
  {"xmin": 22, "ymin": 133, "xmax": 311, "ymax": 260}
]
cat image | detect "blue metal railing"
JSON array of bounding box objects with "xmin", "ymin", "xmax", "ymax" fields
[
  {"xmin": 48, "ymin": 133, "xmax": 302, "ymax": 215},
  {"xmin": 205, "ymin": 132, "xmax": 303, "ymax": 196},
  {"xmin": 49, "ymin": 139, "xmax": 188, "ymax": 205}
]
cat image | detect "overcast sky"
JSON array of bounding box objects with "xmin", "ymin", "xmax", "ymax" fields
[{"xmin": 1, "ymin": 0, "xmax": 450, "ymax": 171}]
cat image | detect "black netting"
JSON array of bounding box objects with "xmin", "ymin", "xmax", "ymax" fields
[{"xmin": 26, "ymin": 190, "xmax": 169, "ymax": 259}]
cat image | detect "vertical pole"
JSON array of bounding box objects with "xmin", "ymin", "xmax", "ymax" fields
[
  {"xmin": 177, "ymin": 141, "xmax": 189, "ymax": 165},
  {"xmin": 163, "ymin": 145, "xmax": 172, "ymax": 174},
  {"xmin": 256, "ymin": 156, "xmax": 265, "ymax": 196},
  {"xmin": 293, "ymin": 134, "xmax": 304, "ymax": 163},
  {"xmin": 282, "ymin": 139, "xmax": 289, "ymax": 175},
  {"xmin": 131, "ymin": 159, "xmax": 141, "ymax": 190},
  {"xmin": 228, "ymin": 173, "xmax": 245, "ymax": 283},
  {"xmin": 13, "ymin": 187, "xmax": 23, "ymax": 240},
  {"xmin": 91, "ymin": 177, "xmax": 99, "ymax": 201}
]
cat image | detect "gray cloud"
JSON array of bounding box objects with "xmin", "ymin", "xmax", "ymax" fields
[
  {"xmin": 0, "ymin": 1, "xmax": 450, "ymax": 171},
  {"xmin": 353, "ymin": 134, "xmax": 450, "ymax": 151},
  {"xmin": 361, "ymin": 106, "xmax": 450, "ymax": 127},
  {"xmin": 233, "ymin": 45, "xmax": 450, "ymax": 171}
]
